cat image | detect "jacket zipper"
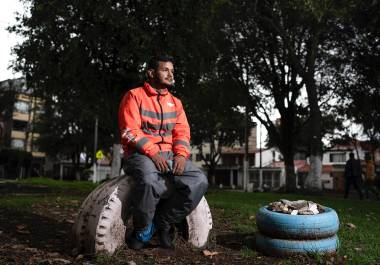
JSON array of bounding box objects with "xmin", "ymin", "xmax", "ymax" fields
[{"xmin": 157, "ymin": 94, "xmax": 164, "ymax": 147}]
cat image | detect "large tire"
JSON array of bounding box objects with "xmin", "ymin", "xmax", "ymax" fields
[
  {"xmin": 255, "ymin": 232, "xmax": 339, "ymax": 257},
  {"xmin": 256, "ymin": 206, "xmax": 339, "ymax": 239},
  {"xmin": 71, "ymin": 175, "xmax": 212, "ymax": 255}
]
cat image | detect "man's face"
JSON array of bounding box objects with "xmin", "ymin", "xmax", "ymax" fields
[{"xmin": 152, "ymin": 61, "xmax": 175, "ymax": 88}]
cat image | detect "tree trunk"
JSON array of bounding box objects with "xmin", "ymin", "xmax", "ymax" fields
[
  {"xmin": 110, "ymin": 143, "xmax": 121, "ymax": 178},
  {"xmin": 304, "ymin": 79, "xmax": 322, "ymax": 191},
  {"xmin": 283, "ymin": 150, "xmax": 297, "ymax": 192},
  {"xmin": 75, "ymin": 152, "xmax": 81, "ymax": 181},
  {"xmin": 207, "ymin": 162, "xmax": 216, "ymax": 186}
]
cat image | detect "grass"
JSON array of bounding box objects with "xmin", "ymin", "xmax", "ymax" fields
[
  {"xmin": 1, "ymin": 177, "xmax": 98, "ymax": 193},
  {"xmin": 206, "ymin": 189, "xmax": 380, "ymax": 265},
  {"xmin": 0, "ymin": 178, "xmax": 379, "ymax": 264}
]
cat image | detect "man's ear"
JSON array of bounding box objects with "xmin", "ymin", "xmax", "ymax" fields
[{"xmin": 147, "ymin": 69, "xmax": 155, "ymax": 79}]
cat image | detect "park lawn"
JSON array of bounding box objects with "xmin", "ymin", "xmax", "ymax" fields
[
  {"xmin": 6, "ymin": 177, "xmax": 98, "ymax": 193},
  {"xmin": 206, "ymin": 189, "xmax": 380, "ymax": 265},
  {"xmin": 0, "ymin": 178, "xmax": 379, "ymax": 264}
]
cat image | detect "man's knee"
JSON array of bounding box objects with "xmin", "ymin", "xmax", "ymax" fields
[{"xmin": 196, "ymin": 172, "xmax": 209, "ymax": 192}]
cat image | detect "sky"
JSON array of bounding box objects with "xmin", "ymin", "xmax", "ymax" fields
[{"xmin": 0, "ymin": 0, "xmax": 24, "ymax": 81}]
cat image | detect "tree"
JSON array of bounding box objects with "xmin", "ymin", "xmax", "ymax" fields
[
  {"xmin": 188, "ymin": 77, "xmax": 249, "ymax": 184},
  {"xmin": 10, "ymin": 0, "xmax": 154, "ymax": 177},
  {"xmin": 334, "ymin": 1, "xmax": 380, "ymax": 162},
  {"xmin": 10, "ymin": 0, "xmax": 246, "ymax": 180}
]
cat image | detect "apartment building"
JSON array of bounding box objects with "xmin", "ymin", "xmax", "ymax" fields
[{"xmin": 0, "ymin": 78, "xmax": 45, "ymax": 178}]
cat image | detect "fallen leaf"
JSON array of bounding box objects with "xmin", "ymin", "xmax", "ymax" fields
[
  {"xmin": 25, "ymin": 247, "xmax": 39, "ymax": 253},
  {"xmin": 202, "ymin": 250, "xmax": 219, "ymax": 257},
  {"xmin": 11, "ymin": 244, "xmax": 27, "ymax": 249},
  {"xmin": 346, "ymin": 223, "xmax": 357, "ymax": 229},
  {"xmin": 249, "ymin": 215, "xmax": 255, "ymax": 220},
  {"xmin": 354, "ymin": 247, "xmax": 362, "ymax": 252},
  {"xmin": 65, "ymin": 219, "xmax": 75, "ymax": 224},
  {"xmin": 51, "ymin": 258, "xmax": 71, "ymax": 264},
  {"xmin": 47, "ymin": 252, "xmax": 60, "ymax": 257},
  {"xmin": 17, "ymin": 230, "xmax": 31, "ymax": 234},
  {"xmin": 16, "ymin": 224, "xmax": 26, "ymax": 230}
]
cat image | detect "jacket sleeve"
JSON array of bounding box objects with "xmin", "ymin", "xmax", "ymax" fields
[
  {"xmin": 118, "ymin": 91, "xmax": 160, "ymax": 158},
  {"xmin": 172, "ymin": 99, "xmax": 191, "ymax": 158}
]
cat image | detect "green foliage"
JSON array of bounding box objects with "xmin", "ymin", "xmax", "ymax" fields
[
  {"xmin": 207, "ymin": 189, "xmax": 380, "ymax": 265},
  {"xmin": 10, "ymin": 0, "xmax": 244, "ymax": 169},
  {"xmin": 0, "ymin": 148, "xmax": 32, "ymax": 179},
  {"xmin": 16, "ymin": 177, "xmax": 98, "ymax": 193}
]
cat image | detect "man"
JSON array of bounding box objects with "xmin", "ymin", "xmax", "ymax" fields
[
  {"xmin": 118, "ymin": 55, "xmax": 208, "ymax": 250},
  {"xmin": 344, "ymin": 152, "xmax": 363, "ymax": 200}
]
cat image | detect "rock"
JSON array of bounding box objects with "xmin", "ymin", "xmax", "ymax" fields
[{"xmin": 267, "ymin": 199, "xmax": 325, "ymax": 215}]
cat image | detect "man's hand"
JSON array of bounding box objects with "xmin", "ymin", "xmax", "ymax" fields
[
  {"xmin": 151, "ymin": 153, "xmax": 169, "ymax": 173},
  {"xmin": 173, "ymin": 155, "xmax": 186, "ymax": 175}
]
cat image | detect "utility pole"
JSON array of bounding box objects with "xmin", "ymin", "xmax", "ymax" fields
[
  {"xmin": 259, "ymin": 123, "xmax": 262, "ymax": 168},
  {"xmin": 93, "ymin": 117, "xmax": 98, "ymax": 183},
  {"xmin": 243, "ymin": 104, "xmax": 249, "ymax": 191}
]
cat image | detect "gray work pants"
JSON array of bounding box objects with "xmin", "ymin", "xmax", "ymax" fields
[{"xmin": 124, "ymin": 152, "xmax": 208, "ymax": 231}]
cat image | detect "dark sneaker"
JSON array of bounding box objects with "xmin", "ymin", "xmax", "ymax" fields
[
  {"xmin": 126, "ymin": 236, "xmax": 145, "ymax": 250},
  {"xmin": 157, "ymin": 229, "xmax": 174, "ymax": 249},
  {"xmin": 127, "ymin": 223, "xmax": 155, "ymax": 250}
]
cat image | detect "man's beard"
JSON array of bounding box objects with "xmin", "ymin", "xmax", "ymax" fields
[
  {"xmin": 166, "ymin": 79, "xmax": 175, "ymax": 89},
  {"xmin": 155, "ymin": 76, "xmax": 175, "ymax": 89}
]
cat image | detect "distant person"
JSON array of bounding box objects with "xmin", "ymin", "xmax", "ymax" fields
[
  {"xmin": 118, "ymin": 55, "xmax": 208, "ymax": 249},
  {"xmin": 363, "ymin": 157, "xmax": 379, "ymax": 200},
  {"xmin": 344, "ymin": 152, "xmax": 363, "ymax": 200}
]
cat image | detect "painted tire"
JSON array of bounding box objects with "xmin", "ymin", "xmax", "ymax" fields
[
  {"xmin": 71, "ymin": 175, "xmax": 212, "ymax": 255},
  {"xmin": 256, "ymin": 206, "xmax": 339, "ymax": 239},
  {"xmin": 256, "ymin": 232, "xmax": 339, "ymax": 257}
]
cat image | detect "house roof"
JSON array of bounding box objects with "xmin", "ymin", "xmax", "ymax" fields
[
  {"xmin": 265, "ymin": 160, "xmax": 307, "ymax": 169},
  {"xmin": 221, "ymin": 146, "xmax": 262, "ymax": 154},
  {"xmin": 264, "ymin": 160, "xmax": 333, "ymax": 173}
]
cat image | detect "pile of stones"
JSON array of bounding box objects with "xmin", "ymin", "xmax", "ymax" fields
[{"xmin": 267, "ymin": 199, "xmax": 325, "ymax": 215}]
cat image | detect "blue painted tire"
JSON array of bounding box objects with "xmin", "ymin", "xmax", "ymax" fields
[
  {"xmin": 256, "ymin": 232, "xmax": 339, "ymax": 257},
  {"xmin": 256, "ymin": 206, "xmax": 339, "ymax": 239}
]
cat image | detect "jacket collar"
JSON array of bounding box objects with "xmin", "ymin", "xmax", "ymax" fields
[{"xmin": 143, "ymin": 82, "xmax": 169, "ymax": 96}]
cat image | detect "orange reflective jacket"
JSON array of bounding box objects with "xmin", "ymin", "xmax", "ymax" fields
[{"xmin": 118, "ymin": 82, "xmax": 190, "ymax": 158}]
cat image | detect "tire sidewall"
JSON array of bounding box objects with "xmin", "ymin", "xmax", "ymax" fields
[{"xmin": 256, "ymin": 206, "xmax": 339, "ymax": 239}]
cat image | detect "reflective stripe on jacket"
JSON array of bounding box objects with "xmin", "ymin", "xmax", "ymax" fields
[{"xmin": 118, "ymin": 82, "xmax": 190, "ymax": 158}]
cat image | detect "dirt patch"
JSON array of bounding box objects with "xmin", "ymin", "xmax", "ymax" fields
[{"xmin": 0, "ymin": 185, "xmax": 331, "ymax": 265}]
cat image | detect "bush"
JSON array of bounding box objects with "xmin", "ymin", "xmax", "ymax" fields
[{"xmin": 0, "ymin": 148, "xmax": 32, "ymax": 178}]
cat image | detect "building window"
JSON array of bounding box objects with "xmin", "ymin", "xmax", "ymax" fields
[
  {"xmin": 14, "ymin": 101, "xmax": 30, "ymax": 114},
  {"xmin": 34, "ymin": 104, "xmax": 44, "ymax": 115},
  {"xmin": 32, "ymin": 142, "xmax": 40, "ymax": 152},
  {"xmin": 329, "ymin": 153, "xmax": 346, "ymax": 163},
  {"xmin": 263, "ymin": 171, "xmax": 273, "ymax": 187},
  {"xmin": 249, "ymin": 170, "xmax": 260, "ymax": 187},
  {"xmin": 273, "ymin": 171, "xmax": 281, "ymax": 188},
  {"xmin": 12, "ymin": 120, "xmax": 28, "ymax": 132},
  {"xmin": 11, "ymin": 139, "xmax": 25, "ymax": 150}
]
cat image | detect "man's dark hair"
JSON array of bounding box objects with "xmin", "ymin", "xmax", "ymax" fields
[
  {"xmin": 147, "ymin": 55, "xmax": 174, "ymax": 70},
  {"xmin": 349, "ymin": 152, "xmax": 355, "ymax": 159}
]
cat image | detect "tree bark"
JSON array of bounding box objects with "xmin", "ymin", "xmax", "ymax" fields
[
  {"xmin": 304, "ymin": 78, "xmax": 322, "ymax": 190},
  {"xmin": 283, "ymin": 148, "xmax": 297, "ymax": 192}
]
